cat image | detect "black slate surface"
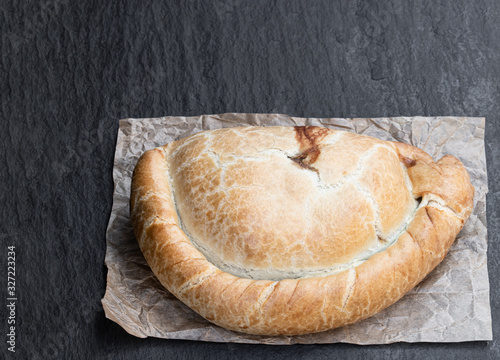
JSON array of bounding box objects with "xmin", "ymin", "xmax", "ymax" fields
[{"xmin": 1, "ymin": 0, "xmax": 498, "ymax": 359}]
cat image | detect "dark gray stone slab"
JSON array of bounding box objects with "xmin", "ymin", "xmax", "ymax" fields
[{"xmin": 1, "ymin": 0, "xmax": 498, "ymax": 359}]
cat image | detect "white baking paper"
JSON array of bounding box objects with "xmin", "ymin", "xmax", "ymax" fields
[{"xmin": 101, "ymin": 114, "xmax": 492, "ymax": 344}]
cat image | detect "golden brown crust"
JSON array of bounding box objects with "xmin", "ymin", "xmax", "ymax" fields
[{"xmin": 130, "ymin": 126, "xmax": 474, "ymax": 335}]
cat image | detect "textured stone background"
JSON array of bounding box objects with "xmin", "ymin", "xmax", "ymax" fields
[{"xmin": 1, "ymin": 0, "xmax": 498, "ymax": 359}]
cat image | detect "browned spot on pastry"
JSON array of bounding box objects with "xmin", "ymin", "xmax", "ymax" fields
[
  {"xmin": 288, "ymin": 147, "xmax": 320, "ymax": 174},
  {"xmin": 400, "ymin": 155, "xmax": 417, "ymax": 168},
  {"xmin": 294, "ymin": 126, "xmax": 329, "ymax": 147},
  {"xmin": 289, "ymin": 126, "xmax": 330, "ymax": 171}
]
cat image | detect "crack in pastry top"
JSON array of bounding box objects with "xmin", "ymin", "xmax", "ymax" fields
[{"xmin": 164, "ymin": 127, "xmax": 419, "ymax": 281}]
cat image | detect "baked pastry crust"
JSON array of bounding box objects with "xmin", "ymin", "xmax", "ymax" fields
[{"xmin": 130, "ymin": 126, "xmax": 474, "ymax": 335}]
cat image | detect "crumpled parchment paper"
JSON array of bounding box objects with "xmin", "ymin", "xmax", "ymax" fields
[{"xmin": 101, "ymin": 114, "xmax": 492, "ymax": 344}]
